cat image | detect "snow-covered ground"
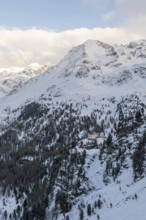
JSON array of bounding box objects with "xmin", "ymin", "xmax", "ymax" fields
[
  {"xmin": 0, "ymin": 40, "xmax": 146, "ymax": 219},
  {"xmin": 58, "ymin": 147, "xmax": 146, "ymax": 220},
  {"xmin": 0, "ymin": 63, "xmax": 50, "ymax": 99}
]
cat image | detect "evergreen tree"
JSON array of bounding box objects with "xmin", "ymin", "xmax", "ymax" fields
[
  {"xmin": 133, "ymin": 141, "xmax": 145, "ymax": 180},
  {"xmin": 79, "ymin": 208, "xmax": 84, "ymax": 220},
  {"xmin": 135, "ymin": 110, "xmax": 142, "ymax": 121},
  {"xmin": 97, "ymin": 199, "xmax": 102, "ymax": 209},
  {"xmin": 106, "ymin": 133, "xmax": 112, "ymax": 146},
  {"xmin": 87, "ymin": 204, "xmax": 91, "ymax": 216},
  {"xmin": 4, "ymin": 210, "xmax": 7, "ymax": 220},
  {"xmin": 119, "ymin": 106, "xmax": 124, "ymax": 122},
  {"xmin": 55, "ymin": 191, "xmax": 71, "ymax": 214},
  {"xmin": 97, "ymin": 214, "xmax": 100, "ymax": 220},
  {"xmin": 66, "ymin": 215, "xmax": 70, "ymax": 220}
]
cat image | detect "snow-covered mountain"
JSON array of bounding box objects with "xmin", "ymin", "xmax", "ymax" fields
[
  {"xmin": 0, "ymin": 40, "xmax": 146, "ymax": 220},
  {"xmin": 0, "ymin": 63, "xmax": 50, "ymax": 98},
  {"xmin": 0, "ymin": 39, "xmax": 146, "ymax": 111}
]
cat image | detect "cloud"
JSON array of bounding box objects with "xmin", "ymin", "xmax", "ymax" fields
[
  {"xmin": 0, "ymin": 1, "xmax": 145, "ymax": 68},
  {"xmin": 116, "ymin": 0, "xmax": 146, "ymax": 15},
  {"xmin": 0, "ymin": 27, "xmax": 145, "ymax": 68},
  {"xmin": 81, "ymin": 0, "xmax": 146, "ymax": 31},
  {"xmin": 115, "ymin": 0, "xmax": 146, "ymax": 32},
  {"xmin": 102, "ymin": 11, "xmax": 116, "ymax": 21}
]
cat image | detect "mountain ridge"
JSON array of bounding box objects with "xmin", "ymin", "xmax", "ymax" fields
[
  {"xmin": 0, "ymin": 63, "xmax": 51, "ymax": 99},
  {"xmin": 0, "ymin": 39, "xmax": 146, "ymax": 220},
  {"xmin": 0, "ymin": 39, "xmax": 145, "ymax": 116}
]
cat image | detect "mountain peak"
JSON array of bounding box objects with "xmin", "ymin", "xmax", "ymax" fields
[
  {"xmin": 55, "ymin": 39, "xmax": 114, "ymax": 78},
  {"xmin": 84, "ymin": 39, "xmax": 111, "ymax": 51}
]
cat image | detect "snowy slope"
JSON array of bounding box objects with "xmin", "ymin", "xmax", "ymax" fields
[
  {"xmin": 0, "ymin": 39, "xmax": 145, "ymax": 123},
  {"xmin": 0, "ymin": 40, "xmax": 146, "ymax": 220},
  {"xmin": 0, "ymin": 63, "xmax": 50, "ymax": 98},
  {"xmin": 0, "ymin": 41, "xmax": 143, "ymax": 107},
  {"xmin": 58, "ymin": 147, "xmax": 146, "ymax": 220}
]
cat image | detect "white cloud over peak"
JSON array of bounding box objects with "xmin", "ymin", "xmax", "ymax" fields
[{"xmin": 0, "ymin": 27, "xmax": 145, "ymax": 68}]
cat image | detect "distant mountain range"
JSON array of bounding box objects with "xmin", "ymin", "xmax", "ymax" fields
[{"xmin": 0, "ymin": 63, "xmax": 50, "ymax": 98}]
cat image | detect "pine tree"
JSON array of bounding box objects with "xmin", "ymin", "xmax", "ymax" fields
[
  {"xmin": 135, "ymin": 110, "xmax": 142, "ymax": 121},
  {"xmin": 97, "ymin": 214, "xmax": 100, "ymax": 220},
  {"xmin": 79, "ymin": 208, "xmax": 84, "ymax": 220},
  {"xmin": 13, "ymin": 210, "xmax": 16, "ymax": 220},
  {"xmin": 106, "ymin": 133, "xmax": 112, "ymax": 146},
  {"xmin": 119, "ymin": 106, "xmax": 124, "ymax": 122},
  {"xmin": 97, "ymin": 199, "xmax": 102, "ymax": 209},
  {"xmin": 87, "ymin": 204, "xmax": 91, "ymax": 216},
  {"xmin": 66, "ymin": 215, "xmax": 70, "ymax": 220},
  {"xmin": 133, "ymin": 141, "xmax": 145, "ymax": 180},
  {"xmin": 4, "ymin": 210, "xmax": 7, "ymax": 220}
]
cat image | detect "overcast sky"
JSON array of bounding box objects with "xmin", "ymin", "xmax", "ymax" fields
[{"xmin": 0, "ymin": 0, "xmax": 146, "ymax": 67}]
